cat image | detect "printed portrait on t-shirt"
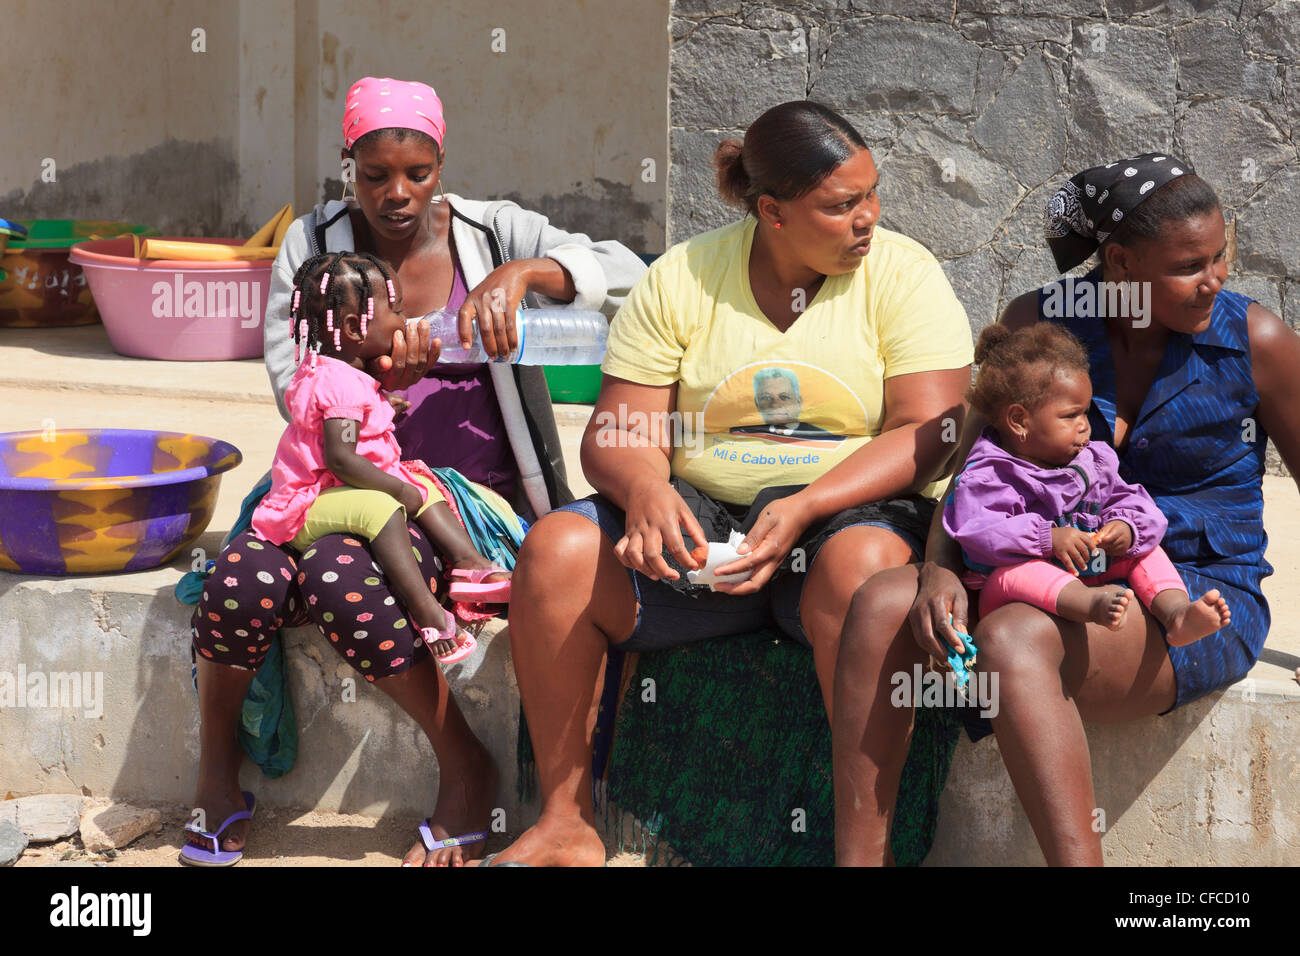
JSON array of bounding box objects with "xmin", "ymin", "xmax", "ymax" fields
[{"xmin": 704, "ymin": 363, "xmax": 865, "ymax": 448}]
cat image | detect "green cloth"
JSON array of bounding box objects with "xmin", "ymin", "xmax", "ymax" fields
[
  {"xmin": 234, "ymin": 633, "xmax": 298, "ymax": 778},
  {"xmin": 601, "ymin": 630, "xmax": 962, "ymax": 866}
]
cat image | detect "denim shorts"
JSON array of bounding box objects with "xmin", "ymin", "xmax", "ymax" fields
[{"xmin": 556, "ymin": 477, "xmax": 935, "ymax": 652}]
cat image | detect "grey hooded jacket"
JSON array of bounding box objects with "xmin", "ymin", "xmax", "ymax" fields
[{"xmin": 262, "ymin": 195, "xmax": 647, "ymax": 518}]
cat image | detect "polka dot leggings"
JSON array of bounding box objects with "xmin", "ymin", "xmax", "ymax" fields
[{"xmin": 191, "ymin": 525, "xmax": 445, "ymax": 681}]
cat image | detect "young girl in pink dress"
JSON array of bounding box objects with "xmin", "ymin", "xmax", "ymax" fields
[
  {"xmin": 250, "ymin": 251, "xmax": 510, "ymax": 663},
  {"xmin": 943, "ymin": 322, "xmax": 1230, "ymax": 645}
]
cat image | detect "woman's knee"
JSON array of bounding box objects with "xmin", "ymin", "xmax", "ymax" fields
[
  {"xmin": 816, "ymin": 527, "xmax": 914, "ymax": 589},
  {"xmin": 514, "ymin": 512, "xmax": 605, "ymax": 589},
  {"xmin": 846, "ymin": 565, "xmax": 918, "ymax": 631},
  {"xmin": 836, "ymin": 564, "xmax": 920, "ymax": 667},
  {"xmin": 973, "ymin": 604, "xmax": 1064, "ymax": 676},
  {"xmin": 193, "ymin": 533, "xmax": 298, "ymax": 667}
]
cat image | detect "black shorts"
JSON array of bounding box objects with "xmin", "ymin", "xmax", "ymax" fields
[{"xmin": 556, "ymin": 477, "xmax": 935, "ymax": 652}]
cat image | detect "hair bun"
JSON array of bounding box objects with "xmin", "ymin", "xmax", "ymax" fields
[
  {"xmin": 714, "ymin": 139, "xmax": 750, "ymax": 208},
  {"xmin": 973, "ymin": 323, "xmax": 1013, "ymax": 366}
]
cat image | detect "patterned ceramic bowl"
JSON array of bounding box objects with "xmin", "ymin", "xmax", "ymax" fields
[{"xmin": 0, "ymin": 428, "xmax": 241, "ymax": 575}]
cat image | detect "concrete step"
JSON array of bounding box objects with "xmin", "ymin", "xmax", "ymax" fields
[{"xmin": 1, "ymin": 323, "xmax": 1297, "ymax": 864}]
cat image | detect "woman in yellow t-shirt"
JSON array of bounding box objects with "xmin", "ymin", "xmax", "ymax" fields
[{"xmin": 486, "ymin": 101, "xmax": 974, "ymax": 866}]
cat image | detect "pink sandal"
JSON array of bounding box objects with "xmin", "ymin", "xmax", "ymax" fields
[
  {"xmin": 420, "ymin": 616, "xmax": 477, "ymax": 665},
  {"xmin": 446, "ymin": 567, "xmax": 511, "ymax": 604}
]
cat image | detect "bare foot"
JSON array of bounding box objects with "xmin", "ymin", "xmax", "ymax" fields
[
  {"xmin": 1164, "ymin": 589, "xmax": 1230, "ymax": 647},
  {"xmin": 468, "ymin": 811, "xmax": 606, "ymax": 867},
  {"xmin": 401, "ymin": 747, "xmax": 498, "ymax": 868},
  {"xmin": 187, "ymin": 787, "xmax": 251, "ymax": 857},
  {"xmin": 1089, "ymin": 585, "xmax": 1132, "ymax": 631}
]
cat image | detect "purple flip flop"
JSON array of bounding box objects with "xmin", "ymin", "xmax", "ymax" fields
[
  {"xmin": 410, "ymin": 821, "xmax": 488, "ymax": 866},
  {"xmin": 179, "ymin": 791, "xmax": 256, "ymax": 867}
]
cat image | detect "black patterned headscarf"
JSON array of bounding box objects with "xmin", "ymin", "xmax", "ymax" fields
[{"xmin": 1043, "ymin": 153, "xmax": 1192, "ymax": 272}]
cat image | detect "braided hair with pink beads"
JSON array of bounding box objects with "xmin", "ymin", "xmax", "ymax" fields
[{"xmin": 289, "ymin": 251, "xmax": 400, "ymax": 367}]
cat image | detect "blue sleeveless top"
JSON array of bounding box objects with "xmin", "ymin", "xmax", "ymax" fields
[{"xmin": 1038, "ymin": 271, "xmax": 1271, "ymax": 709}]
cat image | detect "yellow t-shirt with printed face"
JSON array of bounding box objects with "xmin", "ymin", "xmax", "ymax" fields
[{"xmin": 600, "ymin": 218, "xmax": 974, "ymax": 506}]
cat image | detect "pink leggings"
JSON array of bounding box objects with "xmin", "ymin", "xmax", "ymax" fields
[{"xmin": 978, "ymin": 546, "xmax": 1187, "ymax": 619}]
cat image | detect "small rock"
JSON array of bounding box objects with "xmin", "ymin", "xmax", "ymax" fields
[
  {"xmin": 0, "ymin": 821, "xmax": 27, "ymax": 866},
  {"xmin": 79, "ymin": 804, "xmax": 162, "ymax": 852},
  {"xmin": 0, "ymin": 795, "xmax": 84, "ymax": 843}
]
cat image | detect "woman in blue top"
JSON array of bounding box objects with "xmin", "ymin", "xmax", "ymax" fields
[{"xmin": 832, "ymin": 154, "xmax": 1300, "ymax": 865}]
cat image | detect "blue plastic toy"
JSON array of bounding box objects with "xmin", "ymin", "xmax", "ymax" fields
[{"xmin": 945, "ymin": 615, "xmax": 978, "ymax": 690}]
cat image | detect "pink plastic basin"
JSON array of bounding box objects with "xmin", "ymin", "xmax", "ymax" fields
[{"xmin": 69, "ymin": 237, "xmax": 270, "ymax": 361}]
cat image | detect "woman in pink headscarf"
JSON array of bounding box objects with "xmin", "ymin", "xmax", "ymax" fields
[{"xmin": 183, "ymin": 77, "xmax": 646, "ymax": 868}]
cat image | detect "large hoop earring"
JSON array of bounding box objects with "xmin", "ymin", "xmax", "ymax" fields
[
  {"xmin": 431, "ymin": 179, "xmax": 446, "ymax": 204},
  {"xmin": 340, "ymin": 178, "xmax": 356, "ymax": 203}
]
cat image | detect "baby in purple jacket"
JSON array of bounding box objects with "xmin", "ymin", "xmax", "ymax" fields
[{"xmin": 943, "ymin": 323, "xmax": 1230, "ymax": 646}]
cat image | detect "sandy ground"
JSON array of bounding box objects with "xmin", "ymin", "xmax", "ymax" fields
[{"xmin": 11, "ymin": 803, "xmax": 666, "ymax": 867}]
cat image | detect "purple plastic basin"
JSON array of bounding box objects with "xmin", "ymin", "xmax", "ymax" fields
[{"xmin": 0, "ymin": 428, "xmax": 242, "ymax": 575}]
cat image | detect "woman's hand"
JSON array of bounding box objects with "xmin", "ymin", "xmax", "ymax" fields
[
  {"xmin": 907, "ymin": 560, "xmax": 970, "ymax": 662},
  {"xmin": 459, "ymin": 261, "xmax": 535, "ymax": 360},
  {"xmin": 369, "ymin": 319, "xmax": 437, "ymax": 391},
  {"xmin": 713, "ymin": 494, "xmax": 815, "ymax": 596},
  {"xmin": 614, "ymin": 476, "xmax": 709, "ymax": 582}
]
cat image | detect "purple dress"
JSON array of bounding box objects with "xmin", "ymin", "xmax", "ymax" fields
[{"xmin": 389, "ymin": 257, "xmax": 519, "ymax": 501}]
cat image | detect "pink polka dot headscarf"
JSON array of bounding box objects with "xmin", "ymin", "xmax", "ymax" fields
[{"xmin": 342, "ymin": 77, "xmax": 446, "ymax": 150}]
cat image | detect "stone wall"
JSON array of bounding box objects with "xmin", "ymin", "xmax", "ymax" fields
[
  {"xmin": 668, "ymin": 0, "xmax": 1298, "ymax": 334},
  {"xmin": 0, "ymin": 0, "xmax": 668, "ymax": 254}
]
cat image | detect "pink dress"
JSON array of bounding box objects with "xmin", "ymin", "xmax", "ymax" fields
[{"xmin": 251, "ymin": 355, "xmax": 428, "ymax": 545}]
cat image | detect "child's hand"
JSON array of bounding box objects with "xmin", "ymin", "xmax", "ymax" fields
[
  {"xmin": 1093, "ymin": 520, "xmax": 1134, "ymax": 556},
  {"xmin": 398, "ymin": 482, "xmax": 425, "ymax": 516},
  {"xmin": 1051, "ymin": 525, "xmax": 1098, "ymax": 576}
]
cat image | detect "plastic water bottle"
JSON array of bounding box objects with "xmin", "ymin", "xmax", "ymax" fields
[{"xmin": 417, "ymin": 308, "xmax": 608, "ymax": 365}]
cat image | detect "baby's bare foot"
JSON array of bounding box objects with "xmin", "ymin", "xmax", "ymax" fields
[
  {"xmin": 1165, "ymin": 589, "xmax": 1230, "ymax": 647},
  {"xmin": 1089, "ymin": 586, "xmax": 1132, "ymax": 631}
]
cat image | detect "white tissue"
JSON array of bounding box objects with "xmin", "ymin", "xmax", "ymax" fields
[{"xmin": 686, "ymin": 530, "xmax": 753, "ymax": 590}]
